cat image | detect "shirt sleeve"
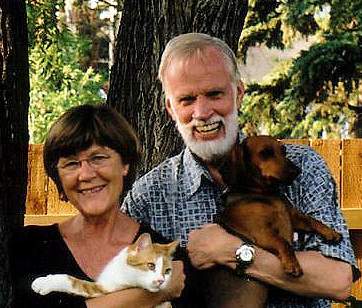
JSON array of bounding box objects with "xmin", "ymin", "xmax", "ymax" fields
[{"xmin": 122, "ymin": 183, "xmax": 151, "ymax": 223}]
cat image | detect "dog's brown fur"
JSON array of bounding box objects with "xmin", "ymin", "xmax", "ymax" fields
[{"xmin": 220, "ymin": 135, "xmax": 342, "ymax": 277}]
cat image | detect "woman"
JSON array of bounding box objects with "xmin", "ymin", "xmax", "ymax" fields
[{"xmin": 10, "ymin": 104, "xmax": 185, "ymax": 307}]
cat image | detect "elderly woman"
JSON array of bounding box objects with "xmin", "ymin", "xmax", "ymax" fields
[{"xmin": 10, "ymin": 104, "xmax": 185, "ymax": 307}]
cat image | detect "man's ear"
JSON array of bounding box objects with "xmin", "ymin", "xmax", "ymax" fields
[
  {"xmin": 236, "ymin": 81, "xmax": 245, "ymax": 109},
  {"xmin": 165, "ymin": 98, "xmax": 177, "ymax": 121}
]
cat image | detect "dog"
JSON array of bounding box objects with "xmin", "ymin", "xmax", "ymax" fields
[
  {"xmin": 219, "ymin": 135, "xmax": 342, "ymax": 277},
  {"xmin": 199, "ymin": 135, "xmax": 342, "ymax": 308}
]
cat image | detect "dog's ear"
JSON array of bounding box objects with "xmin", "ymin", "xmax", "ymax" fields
[
  {"xmin": 240, "ymin": 138, "xmax": 250, "ymax": 163},
  {"xmin": 280, "ymin": 143, "xmax": 287, "ymax": 156}
]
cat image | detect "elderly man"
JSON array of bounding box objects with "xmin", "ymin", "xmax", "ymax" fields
[{"xmin": 123, "ymin": 32, "xmax": 359, "ymax": 307}]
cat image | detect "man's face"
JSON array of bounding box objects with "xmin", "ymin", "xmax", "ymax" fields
[{"xmin": 163, "ymin": 47, "xmax": 244, "ymax": 162}]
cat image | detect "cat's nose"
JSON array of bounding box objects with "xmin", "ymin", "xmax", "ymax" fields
[{"xmin": 153, "ymin": 277, "xmax": 165, "ymax": 287}]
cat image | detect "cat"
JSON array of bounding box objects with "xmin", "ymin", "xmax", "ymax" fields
[{"xmin": 31, "ymin": 233, "xmax": 179, "ymax": 307}]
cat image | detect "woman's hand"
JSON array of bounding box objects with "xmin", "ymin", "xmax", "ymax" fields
[
  {"xmin": 85, "ymin": 261, "xmax": 185, "ymax": 308},
  {"xmin": 159, "ymin": 260, "xmax": 185, "ymax": 301}
]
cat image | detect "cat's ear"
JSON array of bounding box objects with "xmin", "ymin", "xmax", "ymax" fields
[
  {"xmin": 166, "ymin": 240, "xmax": 179, "ymax": 256},
  {"xmin": 134, "ymin": 233, "xmax": 152, "ymax": 252}
]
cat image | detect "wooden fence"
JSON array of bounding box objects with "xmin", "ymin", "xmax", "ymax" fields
[{"xmin": 25, "ymin": 140, "xmax": 362, "ymax": 304}]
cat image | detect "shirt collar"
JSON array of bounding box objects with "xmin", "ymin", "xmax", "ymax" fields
[
  {"xmin": 182, "ymin": 147, "xmax": 212, "ymax": 197},
  {"xmin": 181, "ymin": 131, "xmax": 245, "ymax": 197}
]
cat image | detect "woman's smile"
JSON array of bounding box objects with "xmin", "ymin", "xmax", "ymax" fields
[{"xmin": 78, "ymin": 185, "xmax": 106, "ymax": 195}]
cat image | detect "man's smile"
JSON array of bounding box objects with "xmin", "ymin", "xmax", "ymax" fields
[{"xmin": 194, "ymin": 121, "xmax": 223, "ymax": 135}]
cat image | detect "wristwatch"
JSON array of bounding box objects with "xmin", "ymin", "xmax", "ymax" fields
[{"xmin": 235, "ymin": 243, "xmax": 255, "ymax": 276}]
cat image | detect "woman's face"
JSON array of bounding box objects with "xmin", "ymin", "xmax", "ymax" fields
[{"xmin": 57, "ymin": 144, "xmax": 129, "ymax": 218}]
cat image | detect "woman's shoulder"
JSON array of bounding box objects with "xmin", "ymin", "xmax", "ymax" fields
[{"xmin": 11, "ymin": 224, "xmax": 60, "ymax": 247}]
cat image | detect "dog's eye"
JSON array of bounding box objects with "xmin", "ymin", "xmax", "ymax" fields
[{"xmin": 259, "ymin": 148, "xmax": 274, "ymax": 159}]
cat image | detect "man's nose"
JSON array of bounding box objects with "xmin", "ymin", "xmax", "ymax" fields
[{"xmin": 192, "ymin": 97, "xmax": 213, "ymax": 120}]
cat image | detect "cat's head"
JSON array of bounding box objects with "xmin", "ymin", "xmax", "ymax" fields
[{"xmin": 127, "ymin": 233, "xmax": 179, "ymax": 292}]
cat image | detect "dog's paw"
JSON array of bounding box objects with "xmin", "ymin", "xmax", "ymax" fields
[
  {"xmin": 284, "ymin": 260, "xmax": 303, "ymax": 277},
  {"xmin": 32, "ymin": 275, "xmax": 55, "ymax": 295}
]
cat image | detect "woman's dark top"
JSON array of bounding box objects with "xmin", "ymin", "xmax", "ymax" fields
[{"xmin": 9, "ymin": 222, "xmax": 188, "ymax": 308}]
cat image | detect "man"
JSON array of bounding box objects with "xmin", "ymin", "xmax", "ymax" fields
[{"xmin": 123, "ymin": 33, "xmax": 359, "ymax": 307}]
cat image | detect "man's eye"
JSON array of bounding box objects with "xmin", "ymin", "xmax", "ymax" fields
[
  {"xmin": 207, "ymin": 91, "xmax": 222, "ymax": 98},
  {"xmin": 179, "ymin": 96, "xmax": 195, "ymax": 105}
]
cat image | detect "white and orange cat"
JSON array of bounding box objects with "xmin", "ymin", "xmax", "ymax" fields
[{"xmin": 31, "ymin": 233, "xmax": 179, "ymax": 307}]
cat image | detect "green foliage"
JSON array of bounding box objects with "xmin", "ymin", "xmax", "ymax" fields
[
  {"xmin": 29, "ymin": 29, "xmax": 105, "ymax": 143},
  {"xmin": 290, "ymin": 39, "xmax": 362, "ymax": 104},
  {"xmin": 26, "ymin": 0, "xmax": 63, "ymax": 48},
  {"xmin": 27, "ymin": 0, "xmax": 106, "ymax": 143},
  {"xmin": 239, "ymin": 0, "xmax": 362, "ymax": 138},
  {"xmin": 239, "ymin": 0, "xmax": 283, "ymax": 61}
]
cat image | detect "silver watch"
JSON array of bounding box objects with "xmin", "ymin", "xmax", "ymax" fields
[{"xmin": 235, "ymin": 243, "xmax": 255, "ymax": 276}]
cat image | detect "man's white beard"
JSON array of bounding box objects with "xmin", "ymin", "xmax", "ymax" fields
[{"xmin": 175, "ymin": 105, "xmax": 239, "ymax": 162}]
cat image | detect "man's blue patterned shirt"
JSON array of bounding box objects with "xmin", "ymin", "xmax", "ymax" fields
[{"xmin": 122, "ymin": 142, "xmax": 358, "ymax": 308}]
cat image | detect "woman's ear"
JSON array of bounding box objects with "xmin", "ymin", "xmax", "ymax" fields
[
  {"xmin": 59, "ymin": 191, "xmax": 68, "ymax": 202},
  {"xmin": 122, "ymin": 164, "xmax": 130, "ymax": 176}
]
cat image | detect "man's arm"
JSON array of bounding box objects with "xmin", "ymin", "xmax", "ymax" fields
[{"xmin": 187, "ymin": 224, "xmax": 353, "ymax": 301}]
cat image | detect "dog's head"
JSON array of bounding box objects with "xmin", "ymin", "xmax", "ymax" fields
[{"xmin": 241, "ymin": 135, "xmax": 300, "ymax": 189}]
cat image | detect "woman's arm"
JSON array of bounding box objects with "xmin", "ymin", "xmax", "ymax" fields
[{"xmin": 86, "ymin": 261, "xmax": 185, "ymax": 308}]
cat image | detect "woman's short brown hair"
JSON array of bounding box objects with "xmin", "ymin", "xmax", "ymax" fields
[{"xmin": 43, "ymin": 103, "xmax": 141, "ymax": 201}]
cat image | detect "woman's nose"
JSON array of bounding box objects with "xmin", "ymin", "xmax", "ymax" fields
[{"xmin": 77, "ymin": 161, "xmax": 97, "ymax": 180}]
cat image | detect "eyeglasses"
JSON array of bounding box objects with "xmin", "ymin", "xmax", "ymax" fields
[{"xmin": 57, "ymin": 153, "xmax": 112, "ymax": 175}]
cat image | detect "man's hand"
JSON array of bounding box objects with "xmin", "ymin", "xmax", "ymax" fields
[{"xmin": 186, "ymin": 224, "xmax": 242, "ymax": 269}]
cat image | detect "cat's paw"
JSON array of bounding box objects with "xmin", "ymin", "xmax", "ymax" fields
[{"xmin": 32, "ymin": 275, "xmax": 56, "ymax": 295}]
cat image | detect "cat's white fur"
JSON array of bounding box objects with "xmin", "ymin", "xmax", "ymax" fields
[{"xmin": 31, "ymin": 233, "xmax": 178, "ymax": 307}]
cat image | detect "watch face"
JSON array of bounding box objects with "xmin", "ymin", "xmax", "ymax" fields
[
  {"xmin": 240, "ymin": 247, "xmax": 253, "ymax": 262},
  {"xmin": 236, "ymin": 245, "xmax": 255, "ymax": 262}
]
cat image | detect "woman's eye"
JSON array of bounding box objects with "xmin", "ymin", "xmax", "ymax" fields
[
  {"xmin": 90, "ymin": 155, "xmax": 109, "ymax": 164},
  {"xmin": 63, "ymin": 161, "xmax": 79, "ymax": 169},
  {"xmin": 147, "ymin": 262, "xmax": 155, "ymax": 271}
]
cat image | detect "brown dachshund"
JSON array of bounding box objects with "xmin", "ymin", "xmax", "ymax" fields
[{"xmin": 220, "ymin": 135, "xmax": 342, "ymax": 277}]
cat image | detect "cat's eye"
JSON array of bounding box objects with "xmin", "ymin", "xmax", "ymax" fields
[
  {"xmin": 165, "ymin": 268, "xmax": 171, "ymax": 275},
  {"xmin": 147, "ymin": 262, "xmax": 155, "ymax": 271}
]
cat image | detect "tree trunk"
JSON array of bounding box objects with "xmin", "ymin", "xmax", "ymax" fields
[
  {"xmin": 0, "ymin": 0, "xmax": 29, "ymax": 306},
  {"xmin": 107, "ymin": 0, "xmax": 248, "ymax": 174}
]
